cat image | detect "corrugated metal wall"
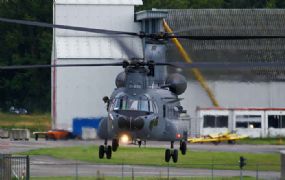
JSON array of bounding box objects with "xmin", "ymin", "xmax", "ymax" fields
[{"xmin": 165, "ymin": 9, "xmax": 285, "ymax": 81}]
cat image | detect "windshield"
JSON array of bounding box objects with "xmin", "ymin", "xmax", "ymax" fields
[{"xmin": 111, "ymin": 96, "xmax": 156, "ymax": 112}]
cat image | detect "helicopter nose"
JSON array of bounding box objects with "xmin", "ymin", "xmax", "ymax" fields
[
  {"xmin": 133, "ymin": 117, "xmax": 144, "ymax": 130},
  {"xmin": 118, "ymin": 117, "xmax": 128, "ymax": 129},
  {"xmin": 117, "ymin": 116, "xmax": 145, "ymax": 131}
]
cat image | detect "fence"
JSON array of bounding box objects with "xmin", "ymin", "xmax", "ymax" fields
[
  {"xmin": 0, "ymin": 154, "xmax": 30, "ymax": 180},
  {"xmin": 29, "ymin": 161, "xmax": 280, "ymax": 179}
]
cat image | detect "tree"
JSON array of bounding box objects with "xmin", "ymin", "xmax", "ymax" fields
[
  {"xmin": 188, "ymin": 0, "xmax": 224, "ymax": 8},
  {"xmin": 137, "ymin": 0, "xmax": 188, "ymax": 10},
  {"xmin": 0, "ymin": 0, "xmax": 52, "ymax": 112}
]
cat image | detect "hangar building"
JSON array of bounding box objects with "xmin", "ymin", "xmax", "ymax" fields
[
  {"xmin": 166, "ymin": 9, "xmax": 285, "ymax": 137},
  {"xmin": 52, "ymin": 1, "xmax": 285, "ymax": 137}
]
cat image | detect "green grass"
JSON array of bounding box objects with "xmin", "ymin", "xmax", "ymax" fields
[
  {"xmin": 21, "ymin": 146, "xmax": 280, "ymax": 171},
  {"xmin": 238, "ymin": 137, "xmax": 285, "ymax": 145},
  {"xmin": 30, "ymin": 176, "xmax": 259, "ymax": 180},
  {"xmin": 0, "ymin": 112, "xmax": 51, "ymax": 132}
]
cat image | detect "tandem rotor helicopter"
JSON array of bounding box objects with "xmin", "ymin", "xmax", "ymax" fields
[{"xmin": 1, "ymin": 14, "xmax": 285, "ymax": 163}]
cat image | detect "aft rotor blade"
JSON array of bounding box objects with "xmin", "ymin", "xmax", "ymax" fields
[
  {"xmin": 168, "ymin": 35, "xmax": 285, "ymax": 40},
  {"xmin": 0, "ymin": 63, "xmax": 124, "ymax": 70},
  {"xmin": 0, "ymin": 17, "xmax": 139, "ymax": 36},
  {"xmin": 156, "ymin": 62, "xmax": 285, "ymax": 69},
  {"xmin": 3, "ymin": 17, "xmax": 285, "ymax": 40}
]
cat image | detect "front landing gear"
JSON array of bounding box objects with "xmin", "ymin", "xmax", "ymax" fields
[
  {"xmin": 165, "ymin": 141, "xmax": 178, "ymax": 163},
  {"xmin": 99, "ymin": 139, "xmax": 112, "ymax": 159},
  {"xmin": 180, "ymin": 140, "xmax": 187, "ymax": 155},
  {"xmin": 112, "ymin": 138, "xmax": 119, "ymax": 152}
]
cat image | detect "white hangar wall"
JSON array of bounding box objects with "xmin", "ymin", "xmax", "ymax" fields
[{"xmin": 52, "ymin": 0, "xmax": 143, "ymax": 130}]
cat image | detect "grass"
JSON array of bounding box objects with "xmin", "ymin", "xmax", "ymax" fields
[
  {"xmin": 0, "ymin": 112, "xmax": 51, "ymax": 132},
  {"xmin": 21, "ymin": 146, "xmax": 280, "ymax": 172},
  {"xmin": 238, "ymin": 137, "xmax": 285, "ymax": 145},
  {"xmin": 30, "ymin": 176, "xmax": 259, "ymax": 180}
]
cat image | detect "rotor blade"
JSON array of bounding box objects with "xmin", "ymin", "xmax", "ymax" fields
[
  {"xmin": 0, "ymin": 17, "xmax": 144, "ymax": 60},
  {"xmin": 0, "ymin": 63, "xmax": 124, "ymax": 70},
  {"xmin": 2, "ymin": 61, "xmax": 285, "ymax": 70},
  {"xmin": 115, "ymin": 37, "xmax": 142, "ymax": 60},
  {"xmin": 168, "ymin": 35, "xmax": 285, "ymax": 40},
  {"xmin": 156, "ymin": 62, "xmax": 285, "ymax": 69},
  {"xmin": 0, "ymin": 17, "xmax": 139, "ymax": 36}
]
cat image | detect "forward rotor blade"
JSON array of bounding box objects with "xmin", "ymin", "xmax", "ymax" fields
[
  {"xmin": 0, "ymin": 63, "xmax": 124, "ymax": 70},
  {"xmin": 115, "ymin": 38, "xmax": 142, "ymax": 60},
  {"xmin": 0, "ymin": 17, "xmax": 143, "ymax": 60},
  {"xmin": 0, "ymin": 17, "xmax": 139, "ymax": 36}
]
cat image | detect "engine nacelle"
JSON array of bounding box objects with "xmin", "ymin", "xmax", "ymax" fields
[
  {"xmin": 165, "ymin": 73, "xmax": 187, "ymax": 95},
  {"xmin": 115, "ymin": 72, "xmax": 126, "ymax": 88}
]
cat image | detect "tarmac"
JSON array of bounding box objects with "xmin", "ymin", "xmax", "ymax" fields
[{"xmin": 0, "ymin": 139, "xmax": 284, "ymax": 154}]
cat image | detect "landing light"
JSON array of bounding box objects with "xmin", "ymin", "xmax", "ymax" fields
[
  {"xmin": 176, "ymin": 133, "xmax": 181, "ymax": 139},
  {"xmin": 120, "ymin": 134, "xmax": 129, "ymax": 144}
]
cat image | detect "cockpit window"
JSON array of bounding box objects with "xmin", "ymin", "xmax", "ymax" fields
[{"xmin": 111, "ymin": 96, "xmax": 157, "ymax": 112}]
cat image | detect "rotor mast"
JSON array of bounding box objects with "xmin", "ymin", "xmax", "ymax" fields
[{"xmin": 136, "ymin": 10, "xmax": 168, "ymax": 86}]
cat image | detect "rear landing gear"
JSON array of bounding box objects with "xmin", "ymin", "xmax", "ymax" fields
[
  {"xmin": 165, "ymin": 141, "xmax": 178, "ymax": 163},
  {"xmin": 99, "ymin": 139, "xmax": 112, "ymax": 159}
]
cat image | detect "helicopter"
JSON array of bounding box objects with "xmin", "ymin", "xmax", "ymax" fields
[
  {"xmin": 1, "ymin": 17, "xmax": 285, "ymax": 163},
  {"xmin": 97, "ymin": 59, "xmax": 190, "ymax": 162}
]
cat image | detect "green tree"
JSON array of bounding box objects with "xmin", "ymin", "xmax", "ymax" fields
[
  {"xmin": 0, "ymin": 0, "xmax": 52, "ymax": 112},
  {"xmin": 276, "ymin": 0, "xmax": 285, "ymax": 8},
  {"xmin": 137, "ymin": 0, "xmax": 188, "ymax": 10},
  {"xmin": 223, "ymin": 0, "xmax": 268, "ymax": 8},
  {"xmin": 188, "ymin": 0, "xmax": 224, "ymax": 8}
]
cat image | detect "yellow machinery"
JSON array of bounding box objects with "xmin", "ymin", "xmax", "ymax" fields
[
  {"xmin": 188, "ymin": 132, "xmax": 248, "ymax": 145},
  {"xmin": 163, "ymin": 20, "xmax": 220, "ymax": 107}
]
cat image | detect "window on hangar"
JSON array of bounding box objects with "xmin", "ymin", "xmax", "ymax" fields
[
  {"xmin": 236, "ymin": 115, "xmax": 262, "ymax": 129},
  {"xmin": 203, "ymin": 115, "xmax": 228, "ymax": 128},
  {"xmin": 268, "ymin": 115, "xmax": 285, "ymax": 129}
]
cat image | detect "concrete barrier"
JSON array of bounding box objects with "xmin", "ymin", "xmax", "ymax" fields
[
  {"xmin": 10, "ymin": 129, "xmax": 30, "ymax": 141},
  {"xmin": 82, "ymin": 128, "xmax": 97, "ymax": 140},
  {"xmin": 281, "ymin": 151, "xmax": 285, "ymax": 180},
  {"xmin": 0, "ymin": 129, "xmax": 9, "ymax": 138}
]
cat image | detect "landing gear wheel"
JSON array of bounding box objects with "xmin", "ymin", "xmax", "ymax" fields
[
  {"xmin": 165, "ymin": 149, "xmax": 171, "ymax": 162},
  {"xmin": 213, "ymin": 141, "xmax": 221, "ymax": 145},
  {"xmin": 106, "ymin": 145, "xmax": 112, "ymax": 159},
  {"xmin": 112, "ymin": 139, "xmax": 119, "ymax": 152},
  {"xmin": 99, "ymin": 145, "xmax": 105, "ymax": 159},
  {"xmin": 228, "ymin": 140, "xmax": 236, "ymax": 145},
  {"xmin": 180, "ymin": 141, "xmax": 187, "ymax": 155},
  {"xmin": 172, "ymin": 149, "xmax": 178, "ymax": 163}
]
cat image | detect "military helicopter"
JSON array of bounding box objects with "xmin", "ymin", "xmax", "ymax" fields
[
  {"xmin": 1, "ymin": 17, "xmax": 285, "ymax": 163},
  {"xmin": 98, "ymin": 59, "xmax": 190, "ymax": 162}
]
